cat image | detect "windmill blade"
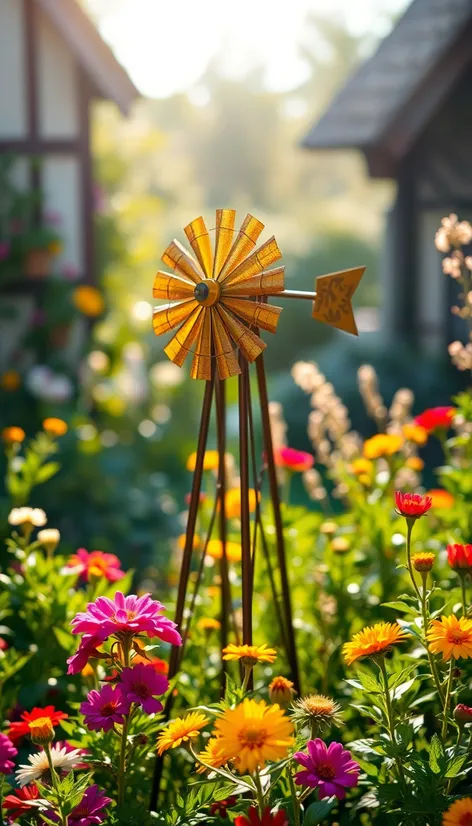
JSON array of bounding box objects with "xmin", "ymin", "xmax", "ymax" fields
[
  {"xmin": 190, "ymin": 306, "xmax": 212, "ymax": 380},
  {"xmin": 217, "ymin": 213, "xmax": 264, "ymax": 282},
  {"xmin": 164, "ymin": 306, "xmax": 204, "ymax": 366},
  {"xmin": 152, "ymin": 299, "xmax": 198, "ymax": 337},
  {"xmin": 153, "ymin": 271, "xmax": 196, "ymax": 301},
  {"xmin": 312, "ymin": 267, "xmax": 365, "ymax": 336},
  {"xmin": 220, "ymin": 237, "xmax": 282, "ymax": 287},
  {"xmin": 221, "ymin": 298, "xmax": 282, "ymax": 335},
  {"xmin": 184, "ymin": 216, "xmax": 213, "ymax": 278},
  {"xmin": 213, "ymin": 208, "xmax": 236, "ymax": 279},
  {"xmin": 221, "ymin": 267, "xmax": 285, "ymax": 297},
  {"xmin": 162, "ymin": 240, "xmax": 204, "ymax": 285},
  {"xmin": 216, "ymin": 305, "xmax": 266, "ymax": 363},
  {"xmin": 212, "ymin": 308, "xmax": 241, "ymax": 380}
]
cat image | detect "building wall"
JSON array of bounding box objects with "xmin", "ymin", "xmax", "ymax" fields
[{"xmin": 0, "ymin": 0, "xmax": 28, "ymax": 137}]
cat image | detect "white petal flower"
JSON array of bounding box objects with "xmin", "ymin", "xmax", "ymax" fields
[
  {"xmin": 8, "ymin": 508, "xmax": 47, "ymax": 527},
  {"xmin": 16, "ymin": 744, "xmax": 82, "ymax": 787},
  {"xmin": 37, "ymin": 528, "xmax": 60, "ymax": 548}
]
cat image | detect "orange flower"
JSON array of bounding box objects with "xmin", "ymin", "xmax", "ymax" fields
[
  {"xmin": 351, "ymin": 458, "xmax": 373, "ymax": 475},
  {"xmin": 343, "ymin": 622, "xmax": 409, "ymax": 666},
  {"xmin": 363, "ymin": 434, "xmax": 403, "ymax": 459},
  {"xmin": 406, "ymin": 456, "xmax": 424, "ymax": 472},
  {"xmin": 0, "ymin": 371, "xmax": 21, "ymax": 392},
  {"xmin": 198, "ymin": 617, "xmax": 221, "ymax": 633},
  {"xmin": 176, "ymin": 534, "xmax": 200, "ymax": 551},
  {"xmin": 268, "ymin": 676, "xmax": 295, "ymax": 705},
  {"xmin": 28, "ymin": 717, "xmax": 54, "ymax": 746},
  {"xmin": 412, "ymin": 552, "xmax": 435, "ymax": 572},
  {"xmin": 225, "ymin": 488, "xmax": 258, "ymax": 519},
  {"xmin": 2, "ymin": 426, "xmax": 25, "ymax": 444},
  {"xmin": 132, "ymin": 653, "xmax": 169, "ymax": 675},
  {"xmin": 213, "ymin": 699, "xmax": 294, "ymax": 774},
  {"xmin": 42, "ymin": 418, "xmax": 68, "ymax": 437},
  {"xmin": 156, "ymin": 712, "xmax": 208, "ymax": 755},
  {"xmin": 427, "ymin": 615, "xmax": 472, "ymax": 661},
  {"xmin": 402, "ymin": 424, "xmax": 428, "ymax": 445},
  {"xmin": 73, "ymin": 285, "xmax": 104, "ymax": 317},
  {"xmin": 206, "ymin": 540, "xmax": 242, "ymax": 562},
  {"xmin": 222, "ymin": 643, "xmax": 277, "ymax": 665},
  {"xmin": 443, "ymin": 797, "xmax": 472, "ymax": 826},
  {"xmin": 186, "ymin": 450, "xmax": 219, "ymax": 472},
  {"xmin": 427, "ymin": 489, "xmax": 454, "ymax": 509},
  {"xmin": 447, "ymin": 544, "xmax": 472, "ymax": 571},
  {"xmin": 195, "ymin": 737, "xmax": 227, "ymax": 773}
]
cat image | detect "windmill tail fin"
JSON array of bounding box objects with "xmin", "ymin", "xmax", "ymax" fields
[{"xmin": 312, "ymin": 266, "xmax": 366, "ymax": 336}]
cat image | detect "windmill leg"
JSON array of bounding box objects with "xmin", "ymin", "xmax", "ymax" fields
[
  {"xmin": 215, "ymin": 377, "xmax": 231, "ymax": 688},
  {"xmin": 255, "ymin": 354, "xmax": 301, "ymax": 695},
  {"xmin": 239, "ymin": 356, "xmax": 253, "ymax": 652},
  {"xmin": 149, "ymin": 368, "xmax": 215, "ymax": 812}
]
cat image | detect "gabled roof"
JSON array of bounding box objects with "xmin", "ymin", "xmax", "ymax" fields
[
  {"xmin": 302, "ymin": 0, "xmax": 472, "ymax": 177},
  {"xmin": 37, "ymin": 0, "xmax": 139, "ymax": 115}
]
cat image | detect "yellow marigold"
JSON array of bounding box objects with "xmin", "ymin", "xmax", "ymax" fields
[
  {"xmin": 363, "ymin": 433, "xmax": 403, "ymax": 459},
  {"xmin": 343, "ymin": 622, "xmax": 409, "ymax": 666},
  {"xmin": 156, "ymin": 712, "xmax": 208, "ymax": 756},
  {"xmin": 443, "ymin": 797, "xmax": 472, "ymax": 826},
  {"xmin": 427, "ymin": 615, "xmax": 472, "ymax": 661},
  {"xmin": 176, "ymin": 534, "xmax": 200, "ymax": 551},
  {"xmin": 222, "ymin": 643, "xmax": 277, "ymax": 665},
  {"xmin": 186, "ymin": 450, "xmax": 219, "ymax": 472},
  {"xmin": 225, "ymin": 488, "xmax": 258, "ymax": 519},
  {"xmin": 403, "ymin": 424, "xmax": 428, "ymax": 445},
  {"xmin": 406, "ymin": 456, "xmax": 424, "ymax": 472},
  {"xmin": 412, "ymin": 551, "xmax": 435, "ymax": 572},
  {"xmin": 29, "ymin": 716, "xmax": 54, "ymax": 746},
  {"xmin": 427, "ymin": 489, "xmax": 455, "ymax": 509},
  {"xmin": 198, "ymin": 617, "xmax": 221, "ymax": 633},
  {"xmin": 268, "ymin": 676, "xmax": 295, "ymax": 705},
  {"xmin": 73, "ymin": 285, "xmax": 104, "ymax": 317},
  {"xmin": 351, "ymin": 458, "xmax": 373, "ymax": 475},
  {"xmin": 207, "ymin": 540, "xmax": 242, "ymax": 562},
  {"xmin": 0, "ymin": 371, "xmax": 21, "ymax": 391},
  {"xmin": 213, "ymin": 698, "xmax": 294, "ymax": 774},
  {"xmin": 2, "ymin": 426, "xmax": 25, "ymax": 444},
  {"xmin": 195, "ymin": 737, "xmax": 227, "ymax": 774},
  {"xmin": 42, "ymin": 417, "xmax": 68, "ymax": 437}
]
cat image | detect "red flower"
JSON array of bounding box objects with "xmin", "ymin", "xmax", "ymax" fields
[
  {"xmin": 454, "ymin": 704, "xmax": 472, "ymax": 724},
  {"xmin": 210, "ymin": 796, "xmax": 237, "ymax": 818},
  {"xmin": 415, "ymin": 406, "xmax": 455, "ymax": 432},
  {"xmin": 0, "ymin": 637, "xmax": 8, "ymax": 650},
  {"xmin": 7, "ymin": 706, "xmax": 68, "ymax": 743},
  {"xmin": 447, "ymin": 544, "xmax": 472, "ymax": 571},
  {"xmin": 235, "ymin": 807, "xmax": 289, "ymax": 826},
  {"xmin": 395, "ymin": 491, "xmax": 432, "ymax": 519},
  {"xmin": 67, "ymin": 548, "xmax": 125, "ymax": 583},
  {"xmin": 275, "ymin": 447, "xmax": 314, "ymax": 472},
  {"xmin": 3, "ymin": 784, "xmax": 40, "ymax": 820}
]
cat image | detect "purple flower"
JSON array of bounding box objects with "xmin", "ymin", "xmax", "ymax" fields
[
  {"xmin": 120, "ymin": 663, "xmax": 169, "ymax": 714},
  {"xmin": 80, "ymin": 685, "xmax": 130, "ymax": 732},
  {"xmin": 0, "ymin": 241, "xmax": 10, "ymax": 261},
  {"xmin": 0, "ymin": 732, "xmax": 17, "ymax": 774},
  {"xmin": 48, "ymin": 785, "xmax": 111, "ymax": 826},
  {"xmin": 71, "ymin": 592, "xmax": 182, "ymax": 646},
  {"xmin": 67, "ymin": 634, "xmax": 103, "ymax": 675},
  {"xmin": 294, "ymin": 739, "xmax": 360, "ymax": 800}
]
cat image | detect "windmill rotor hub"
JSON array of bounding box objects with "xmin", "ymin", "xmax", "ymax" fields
[{"xmin": 194, "ymin": 278, "xmax": 221, "ymax": 307}]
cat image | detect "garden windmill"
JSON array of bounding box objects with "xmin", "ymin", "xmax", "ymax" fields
[{"xmin": 150, "ymin": 209, "xmax": 364, "ymax": 807}]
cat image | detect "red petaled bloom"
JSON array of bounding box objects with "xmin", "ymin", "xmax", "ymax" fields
[
  {"xmin": 3, "ymin": 785, "xmax": 40, "ymax": 820},
  {"xmin": 235, "ymin": 808, "xmax": 289, "ymax": 826},
  {"xmin": 67, "ymin": 548, "xmax": 125, "ymax": 583},
  {"xmin": 7, "ymin": 706, "xmax": 68, "ymax": 743},
  {"xmin": 275, "ymin": 447, "xmax": 314, "ymax": 472},
  {"xmin": 395, "ymin": 491, "xmax": 432, "ymax": 519},
  {"xmin": 454, "ymin": 704, "xmax": 472, "ymax": 724},
  {"xmin": 447, "ymin": 544, "xmax": 472, "ymax": 571},
  {"xmin": 210, "ymin": 796, "xmax": 237, "ymax": 818},
  {"xmin": 415, "ymin": 406, "xmax": 455, "ymax": 433}
]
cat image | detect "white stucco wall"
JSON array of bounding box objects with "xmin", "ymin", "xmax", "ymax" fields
[
  {"xmin": 36, "ymin": 9, "xmax": 79, "ymax": 139},
  {"xmin": 42, "ymin": 156, "xmax": 83, "ymax": 273},
  {"xmin": 0, "ymin": 0, "xmax": 27, "ymax": 138}
]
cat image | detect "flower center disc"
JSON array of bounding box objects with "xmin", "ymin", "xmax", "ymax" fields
[
  {"xmin": 316, "ymin": 761, "xmax": 336, "ymax": 781},
  {"xmin": 449, "ymin": 630, "xmax": 468, "ymax": 644},
  {"xmin": 194, "ymin": 279, "xmax": 220, "ymax": 307},
  {"xmin": 240, "ymin": 726, "xmax": 267, "ymax": 749}
]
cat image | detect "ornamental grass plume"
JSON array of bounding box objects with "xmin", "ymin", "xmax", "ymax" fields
[
  {"xmin": 427, "ymin": 615, "xmax": 472, "ymax": 660},
  {"xmin": 156, "ymin": 712, "xmax": 208, "ymax": 755},
  {"xmin": 212, "ymin": 698, "xmax": 294, "ymax": 774},
  {"xmin": 294, "ymin": 739, "xmax": 360, "ymax": 799},
  {"xmin": 343, "ymin": 622, "xmax": 409, "ymax": 665}
]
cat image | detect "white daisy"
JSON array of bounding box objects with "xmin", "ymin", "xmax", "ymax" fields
[
  {"xmin": 16, "ymin": 744, "xmax": 82, "ymax": 787},
  {"xmin": 8, "ymin": 507, "xmax": 47, "ymax": 527}
]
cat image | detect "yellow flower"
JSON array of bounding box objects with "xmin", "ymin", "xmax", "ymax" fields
[
  {"xmin": 198, "ymin": 617, "xmax": 221, "ymax": 633},
  {"xmin": 176, "ymin": 534, "xmax": 200, "ymax": 551},
  {"xmin": 351, "ymin": 458, "xmax": 372, "ymax": 475},
  {"xmin": 156, "ymin": 712, "xmax": 208, "ymax": 756},
  {"xmin": 427, "ymin": 489, "xmax": 455, "ymax": 509},
  {"xmin": 73, "ymin": 285, "xmax": 105, "ymax": 317},
  {"xmin": 81, "ymin": 662, "xmax": 95, "ymax": 678},
  {"xmin": 2, "ymin": 426, "xmax": 25, "ymax": 444},
  {"xmin": 0, "ymin": 371, "xmax": 21, "ymax": 391},
  {"xmin": 412, "ymin": 551, "xmax": 435, "ymax": 572},
  {"xmin": 207, "ymin": 540, "xmax": 242, "ymax": 562},
  {"xmin": 402, "ymin": 424, "xmax": 428, "ymax": 445},
  {"xmin": 225, "ymin": 488, "xmax": 258, "ymax": 519},
  {"xmin": 363, "ymin": 433, "xmax": 403, "ymax": 459},
  {"xmin": 195, "ymin": 737, "xmax": 227, "ymax": 774},
  {"xmin": 186, "ymin": 450, "xmax": 219, "ymax": 472},
  {"xmin": 222, "ymin": 643, "xmax": 277, "ymax": 665},
  {"xmin": 29, "ymin": 717, "xmax": 55, "ymax": 746},
  {"xmin": 42, "ymin": 417, "xmax": 68, "ymax": 437},
  {"xmin": 268, "ymin": 676, "xmax": 295, "ymax": 706},
  {"xmin": 427, "ymin": 615, "xmax": 472, "ymax": 661},
  {"xmin": 343, "ymin": 622, "xmax": 409, "ymax": 666},
  {"xmin": 443, "ymin": 797, "xmax": 472, "ymax": 826},
  {"xmin": 213, "ymin": 698, "xmax": 294, "ymax": 774},
  {"xmin": 331, "ymin": 537, "xmax": 350, "ymax": 554},
  {"xmin": 406, "ymin": 456, "xmax": 424, "ymax": 472},
  {"xmin": 48, "ymin": 240, "xmax": 62, "ymax": 256}
]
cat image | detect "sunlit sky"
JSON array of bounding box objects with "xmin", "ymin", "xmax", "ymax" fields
[{"xmin": 86, "ymin": 0, "xmax": 409, "ymax": 98}]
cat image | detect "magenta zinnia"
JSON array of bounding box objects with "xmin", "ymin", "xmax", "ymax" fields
[
  {"xmin": 80, "ymin": 685, "xmax": 130, "ymax": 732},
  {"xmin": 0, "ymin": 732, "xmax": 17, "ymax": 774},
  {"xmin": 48, "ymin": 784, "xmax": 111, "ymax": 826},
  {"xmin": 120, "ymin": 663, "xmax": 169, "ymax": 714},
  {"xmin": 294, "ymin": 739, "xmax": 360, "ymax": 799}
]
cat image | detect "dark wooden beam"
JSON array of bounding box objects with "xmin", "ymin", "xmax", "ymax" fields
[{"xmin": 0, "ymin": 139, "xmax": 81, "ymax": 153}]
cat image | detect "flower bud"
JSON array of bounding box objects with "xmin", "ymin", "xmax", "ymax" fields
[
  {"xmin": 269, "ymin": 676, "xmax": 295, "ymax": 706},
  {"xmin": 412, "ymin": 552, "xmax": 435, "ymax": 572},
  {"xmin": 37, "ymin": 528, "xmax": 60, "ymax": 556},
  {"xmin": 28, "ymin": 716, "xmax": 55, "ymax": 746},
  {"xmin": 454, "ymin": 704, "xmax": 472, "ymax": 726}
]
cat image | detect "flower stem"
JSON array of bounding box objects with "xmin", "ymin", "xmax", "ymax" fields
[
  {"xmin": 118, "ymin": 637, "xmax": 131, "ymax": 805},
  {"xmin": 44, "ymin": 744, "xmax": 68, "ymax": 826},
  {"xmin": 461, "ymin": 575, "xmax": 468, "ymax": 617},
  {"xmin": 420, "ymin": 582, "xmax": 444, "ymax": 703},
  {"xmin": 241, "ymin": 664, "xmax": 253, "ymax": 693},
  {"xmin": 405, "ymin": 520, "xmax": 421, "ymax": 601},
  {"xmin": 253, "ymin": 770, "xmax": 265, "ymax": 816},
  {"xmin": 378, "ymin": 658, "xmax": 407, "ymax": 792},
  {"xmin": 441, "ymin": 659, "xmax": 454, "ymax": 741},
  {"xmin": 288, "ymin": 768, "xmax": 301, "ymax": 826}
]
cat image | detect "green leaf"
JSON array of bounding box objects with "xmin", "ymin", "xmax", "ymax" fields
[
  {"xmin": 304, "ymin": 797, "xmax": 336, "ymax": 825},
  {"xmin": 445, "ymin": 753, "xmax": 467, "ymax": 778},
  {"xmin": 35, "ymin": 461, "xmax": 61, "ymax": 484},
  {"xmin": 429, "ymin": 734, "xmax": 444, "ymax": 774},
  {"xmin": 53, "ymin": 626, "xmax": 73, "ymax": 650},
  {"xmin": 382, "ymin": 601, "xmax": 417, "ymax": 615}
]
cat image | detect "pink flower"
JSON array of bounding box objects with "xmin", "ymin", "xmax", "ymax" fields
[
  {"xmin": 0, "ymin": 732, "xmax": 17, "ymax": 774},
  {"xmin": 294, "ymin": 739, "xmax": 360, "ymax": 800},
  {"xmin": 67, "ymin": 634, "xmax": 103, "ymax": 675},
  {"xmin": 71, "ymin": 592, "xmax": 182, "ymax": 646},
  {"xmin": 120, "ymin": 663, "xmax": 169, "ymax": 714},
  {"xmin": 80, "ymin": 685, "xmax": 129, "ymax": 732},
  {"xmin": 62, "ymin": 263, "xmax": 80, "ymax": 281},
  {"xmin": 67, "ymin": 548, "xmax": 125, "ymax": 584},
  {"xmin": 275, "ymin": 446, "xmax": 314, "ymax": 472},
  {"xmin": 0, "ymin": 241, "xmax": 10, "ymax": 261},
  {"xmin": 47, "ymin": 785, "xmax": 111, "ymax": 826}
]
